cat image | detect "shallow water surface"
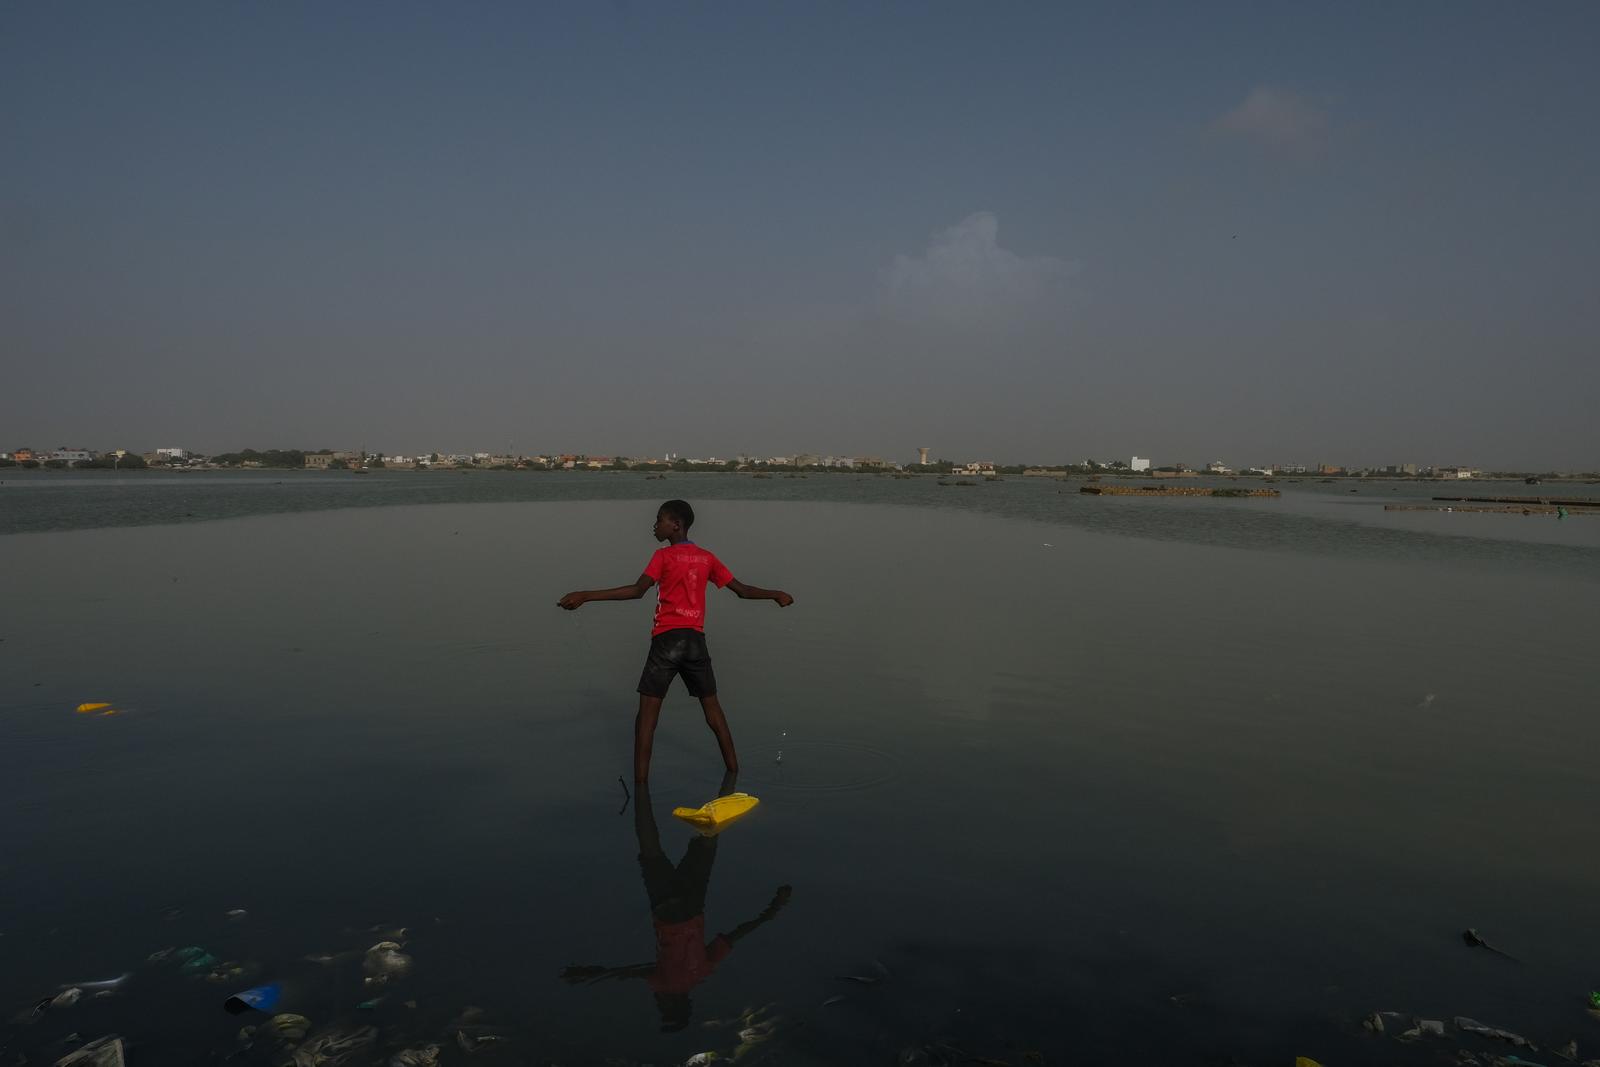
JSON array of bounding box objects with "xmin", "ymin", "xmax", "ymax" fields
[{"xmin": 2, "ymin": 493, "xmax": 1597, "ymax": 1064}]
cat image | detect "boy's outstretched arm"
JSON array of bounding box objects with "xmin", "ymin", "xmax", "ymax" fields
[
  {"xmin": 559, "ymin": 961, "xmax": 654, "ymax": 983},
  {"xmin": 720, "ymin": 885, "xmax": 793, "ymax": 946},
  {"xmin": 726, "ymin": 579, "xmax": 794, "ymax": 607},
  {"xmin": 558, "ymin": 574, "xmax": 654, "ymax": 610}
]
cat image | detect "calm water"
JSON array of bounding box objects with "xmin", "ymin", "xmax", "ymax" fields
[{"xmin": 2, "ymin": 473, "xmax": 1598, "ymax": 1065}]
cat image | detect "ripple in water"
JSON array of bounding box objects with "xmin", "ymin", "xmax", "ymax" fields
[{"xmin": 738, "ymin": 739, "xmax": 901, "ymax": 792}]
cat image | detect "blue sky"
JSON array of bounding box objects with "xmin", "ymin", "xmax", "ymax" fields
[{"xmin": 3, "ymin": 2, "xmax": 1596, "ymax": 467}]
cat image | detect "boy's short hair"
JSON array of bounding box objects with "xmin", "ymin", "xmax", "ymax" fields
[{"xmin": 658, "ymin": 499, "xmax": 695, "ymax": 532}]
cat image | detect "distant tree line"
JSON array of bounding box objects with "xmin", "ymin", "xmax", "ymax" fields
[{"xmin": 210, "ymin": 448, "xmax": 307, "ymax": 468}]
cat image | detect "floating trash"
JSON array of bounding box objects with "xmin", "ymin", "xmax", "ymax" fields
[
  {"xmin": 179, "ymin": 952, "xmax": 220, "ymax": 975},
  {"xmin": 223, "ymin": 982, "xmax": 282, "ymax": 1014},
  {"xmin": 269, "ymin": 1013, "xmax": 311, "ymax": 1041},
  {"xmin": 672, "ymin": 793, "xmax": 759, "ymax": 833},
  {"xmin": 897, "ymin": 1041, "xmax": 967, "ymax": 1066},
  {"xmin": 291, "ymin": 1024, "xmax": 376, "ymax": 1066},
  {"xmin": 455, "ymin": 1029, "xmax": 506, "ymax": 1054},
  {"xmin": 75, "ymin": 703, "xmax": 112, "ymax": 714},
  {"xmin": 683, "ymin": 1054, "xmax": 719, "ymax": 1066},
  {"xmin": 50, "ymin": 988, "xmax": 83, "ymax": 1009},
  {"xmin": 389, "ymin": 1047, "xmax": 440, "ymax": 1067},
  {"xmin": 1462, "ymin": 927, "xmax": 1522, "ymax": 962},
  {"xmin": 1456, "ymin": 1016, "xmax": 1536, "ymax": 1049},
  {"xmin": 226, "ymin": 908, "xmax": 248, "ymax": 921},
  {"xmin": 735, "ymin": 1015, "xmax": 781, "ymax": 1058},
  {"xmin": 362, "ymin": 941, "xmax": 412, "ymax": 986},
  {"xmin": 62, "ymin": 975, "xmax": 128, "ymax": 993},
  {"xmin": 54, "ymin": 1035, "xmax": 125, "ymax": 1067}
]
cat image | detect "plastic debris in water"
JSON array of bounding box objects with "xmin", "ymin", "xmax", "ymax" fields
[
  {"xmin": 224, "ymin": 983, "xmax": 282, "ymax": 1014},
  {"xmin": 362, "ymin": 942, "xmax": 412, "ymax": 987},
  {"xmin": 269, "ymin": 1013, "xmax": 311, "ymax": 1041},
  {"xmin": 55, "ymin": 1035, "xmax": 126, "ymax": 1067},
  {"xmin": 179, "ymin": 952, "xmax": 220, "ymax": 975},
  {"xmin": 294, "ymin": 1024, "xmax": 377, "ymax": 1064},
  {"xmin": 672, "ymin": 793, "xmax": 759, "ymax": 833},
  {"xmin": 389, "ymin": 1046, "xmax": 440, "ymax": 1067},
  {"xmin": 455, "ymin": 1030, "xmax": 505, "ymax": 1054},
  {"xmin": 226, "ymin": 908, "xmax": 248, "ymax": 921},
  {"xmin": 1462, "ymin": 927, "xmax": 1521, "ymax": 962},
  {"xmin": 75, "ymin": 703, "xmax": 112, "ymax": 714},
  {"xmin": 1455, "ymin": 1016, "xmax": 1535, "ymax": 1048},
  {"xmin": 683, "ymin": 1053, "xmax": 719, "ymax": 1066}
]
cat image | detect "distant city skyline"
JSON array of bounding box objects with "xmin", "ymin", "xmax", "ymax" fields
[
  {"xmin": 2, "ymin": 440, "xmax": 1582, "ymax": 475},
  {"xmin": 4, "ymin": 4, "xmax": 1597, "ymax": 469}
]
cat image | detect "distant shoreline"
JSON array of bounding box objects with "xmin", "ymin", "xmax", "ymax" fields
[{"xmin": 4, "ymin": 466, "xmax": 1597, "ymax": 484}]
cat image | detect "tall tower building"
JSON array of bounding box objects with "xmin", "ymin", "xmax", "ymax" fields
[{"xmin": 917, "ymin": 447, "xmax": 930, "ymax": 465}]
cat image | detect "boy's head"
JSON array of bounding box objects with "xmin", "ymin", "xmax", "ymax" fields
[
  {"xmin": 653, "ymin": 499, "xmax": 695, "ymax": 541},
  {"xmin": 654, "ymin": 991, "xmax": 692, "ymax": 1031}
]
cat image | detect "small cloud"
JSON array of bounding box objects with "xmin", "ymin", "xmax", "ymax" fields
[
  {"xmin": 1212, "ymin": 86, "xmax": 1334, "ymax": 157},
  {"xmin": 880, "ymin": 212, "xmax": 1076, "ymax": 326}
]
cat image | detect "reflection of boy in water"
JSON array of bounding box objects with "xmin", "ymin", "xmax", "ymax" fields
[{"xmin": 562, "ymin": 777, "xmax": 791, "ymax": 1031}]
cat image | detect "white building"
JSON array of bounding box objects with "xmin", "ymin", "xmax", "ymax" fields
[
  {"xmin": 156, "ymin": 447, "xmax": 188, "ymax": 460},
  {"xmin": 1130, "ymin": 456, "xmax": 1151, "ymax": 472},
  {"xmin": 1206, "ymin": 460, "xmax": 1232, "ymax": 474}
]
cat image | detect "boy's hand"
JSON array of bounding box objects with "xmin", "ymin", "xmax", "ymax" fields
[
  {"xmin": 774, "ymin": 591, "xmax": 794, "ymax": 608},
  {"xmin": 557, "ymin": 592, "xmax": 587, "ymax": 610}
]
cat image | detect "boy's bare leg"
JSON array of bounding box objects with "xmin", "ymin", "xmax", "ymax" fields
[
  {"xmin": 698, "ymin": 693, "xmax": 739, "ymax": 774},
  {"xmin": 634, "ymin": 695, "xmax": 664, "ymax": 784}
]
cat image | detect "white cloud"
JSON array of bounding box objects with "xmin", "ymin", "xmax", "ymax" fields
[
  {"xmin": 1213, "ymin": 87, "xmax": 1333, "ymax": 157},
  {"xmin": 880, "ymin": 212, "xmax": 1076, "ymax": 326}
]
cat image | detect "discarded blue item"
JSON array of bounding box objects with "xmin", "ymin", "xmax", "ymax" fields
[{"xmin": 224, "ymin": 982, "xmax": 282, "ymax": 1014}]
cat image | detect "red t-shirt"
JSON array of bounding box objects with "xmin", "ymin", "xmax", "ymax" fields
[
  {"xmin": 648, "ymin": 914, "xmax": 733, "ymax": 995},
  {"xmin": 642, "ymin": 543, "xmax": 733, "ymax": 636}
]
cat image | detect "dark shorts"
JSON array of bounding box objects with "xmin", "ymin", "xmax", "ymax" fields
[
  {"xmin": 638, "ymin": 835, "xmax": 718, "ymax": 923},
  {"xmin": 637, "ymin": 628, "xmax": 717, "ymax": 698}
]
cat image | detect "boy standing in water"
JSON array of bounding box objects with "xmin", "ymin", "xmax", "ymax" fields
[{"xmin": 558, "ymin": 500, "xmax": 793, "ymax": 783}]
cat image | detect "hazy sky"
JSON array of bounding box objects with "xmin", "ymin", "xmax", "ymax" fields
[{"xmin": 4, "ymin": 3, "xmax": 1597, "ymax": 467}]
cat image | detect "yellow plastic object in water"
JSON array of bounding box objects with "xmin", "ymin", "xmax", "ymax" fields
[
  {"xmin": 672, "ymin": 793, "xmax": 759, "ymax": 833},
  {"xmin": 76, "ymin": 702, "xmax": 112, "ymax": 714}
]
